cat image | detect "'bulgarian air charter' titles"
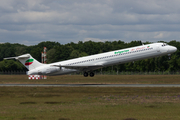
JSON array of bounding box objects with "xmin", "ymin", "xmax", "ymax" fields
[{"xmin": 114, "ymin": 46, "xmax": 151, "ymax": 54}]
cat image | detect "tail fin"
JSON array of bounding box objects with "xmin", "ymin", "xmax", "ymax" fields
[{"xmin": 4, "ymin": 54, "xmax": 44, "ymax": 70}]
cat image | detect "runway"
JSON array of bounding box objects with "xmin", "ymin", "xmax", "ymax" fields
[{"xmin": 1, "ymin": 84, "xmax": 180, "ymax": 87}]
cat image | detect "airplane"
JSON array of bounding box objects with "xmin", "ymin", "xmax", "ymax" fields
[{"xmin": 4, "ymin": 42, "xmax": 177, "ymax": 77}]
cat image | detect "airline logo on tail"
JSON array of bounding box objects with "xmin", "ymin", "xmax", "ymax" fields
[{"xmin": 25, "ymin": 59, "xmax": 34, "ymax": 66}]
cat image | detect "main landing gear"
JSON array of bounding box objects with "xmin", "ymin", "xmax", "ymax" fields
[
  {"xmin": 84, "ymin": 72, "xmax": 88, "ymax": 77},
  {"xmin": 83, "ymin": 72, "xmax": 94, "ymax": 77}
]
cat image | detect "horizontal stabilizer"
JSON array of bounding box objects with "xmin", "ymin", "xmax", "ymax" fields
[
  {"xmin": 4, "ymin": 57, "xmax": 17, "ymax": 60},
  {"xmin": 4, "ymin": 54, "xmax": 30, "ymax": 60}
]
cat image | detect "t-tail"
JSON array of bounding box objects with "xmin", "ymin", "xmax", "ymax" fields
[{"xmin": 4, "ymin": 54, "xmax": 44, "ymax": 71}]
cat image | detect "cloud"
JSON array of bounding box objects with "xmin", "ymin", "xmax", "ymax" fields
[{"xmin": 0, "ymin": 0, "xmax": 180, "ymax": 45}]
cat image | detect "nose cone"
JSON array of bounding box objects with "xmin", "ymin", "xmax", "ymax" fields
[
  {"xmin": 172, "ymin": 46, "xmax": 177, "ymax": 52},
  {"xmin": 169, "ymin": 46, "xmax": 177, "ymax": 53}
]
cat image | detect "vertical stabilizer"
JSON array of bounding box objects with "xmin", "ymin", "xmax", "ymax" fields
[{"xmin": 4, "ymin": 54, "xmax": 44, "ymax": 71}]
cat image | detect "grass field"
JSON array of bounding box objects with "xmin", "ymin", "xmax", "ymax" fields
[
  {"xmin": 0, "ymin": 87, "xmax": 180, "ymax": 120},
  {"xmin": 0, "ymin": 75, "xmax": 180, "ymax": 84},
  {"xmin": 0, "ymin": 75, "xmax": 180, "ymax": 120}
]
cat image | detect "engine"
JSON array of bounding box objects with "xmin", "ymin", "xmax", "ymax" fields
[{"xmin": 27, "ymin": 66, "xmax": 60, "ymax": 75}]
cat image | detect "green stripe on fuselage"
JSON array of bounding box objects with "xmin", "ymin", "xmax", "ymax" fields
[{"xmin": 114, "ymin": 50, "xmax": 129, "ymax": 54}]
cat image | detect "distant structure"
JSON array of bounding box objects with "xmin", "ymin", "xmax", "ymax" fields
[
  {"xmin": 42, "ymin": 47, "xmax": 47, "ymax": 64},
  {"xmin": 41, "ymin": 47, "xmax": 47, "ymax": 79},
  {"xmin": 28, "ymin": 75, "xmax": 41, "ymax": 79}
]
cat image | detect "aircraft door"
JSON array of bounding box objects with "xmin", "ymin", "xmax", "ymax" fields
[{"xmin": 156, "ymin": 45, "xmax": 160, "ymax": 52}]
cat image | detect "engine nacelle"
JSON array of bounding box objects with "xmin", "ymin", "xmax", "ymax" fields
[{"xmin": 27, "ymin": 66, "xmax": 60, "ymax": 75}]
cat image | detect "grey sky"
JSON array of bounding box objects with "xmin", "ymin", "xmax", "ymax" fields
[{"xmin": 0, "ymin": 0, "xmax": 180, "ymax": 45}]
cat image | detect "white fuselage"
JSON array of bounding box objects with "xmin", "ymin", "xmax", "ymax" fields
[{"xmin": 27, "ymin": 43, "xmax": 177, "ymax": 76}]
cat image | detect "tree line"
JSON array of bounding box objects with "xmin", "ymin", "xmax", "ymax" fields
[{"xmin": 0, "ymin": 40, "xmax": 180, "ymax": 72}]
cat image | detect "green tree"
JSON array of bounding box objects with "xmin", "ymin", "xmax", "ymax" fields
[
  {"xmin": 70, "ymin": 50, "xmax": 80, "ymax": 59},
  {"xmin": 47, "ymin": 48, "xmax": 56, "ymax": 63}
]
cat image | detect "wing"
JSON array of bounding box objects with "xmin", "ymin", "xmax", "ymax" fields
[{"xmin": 51, "ymin": 62, "xmax": 106, "ymax": 71}]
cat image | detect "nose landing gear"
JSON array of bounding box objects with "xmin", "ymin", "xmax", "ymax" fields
[{"xmin": 168, "ymin": 54, "xmax": 171, "ymax": 59}]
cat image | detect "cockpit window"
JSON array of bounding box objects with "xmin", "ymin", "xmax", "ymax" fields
[{"xmin": 162, "ymin": 43, "xmax": 168, "ymax": 47}]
